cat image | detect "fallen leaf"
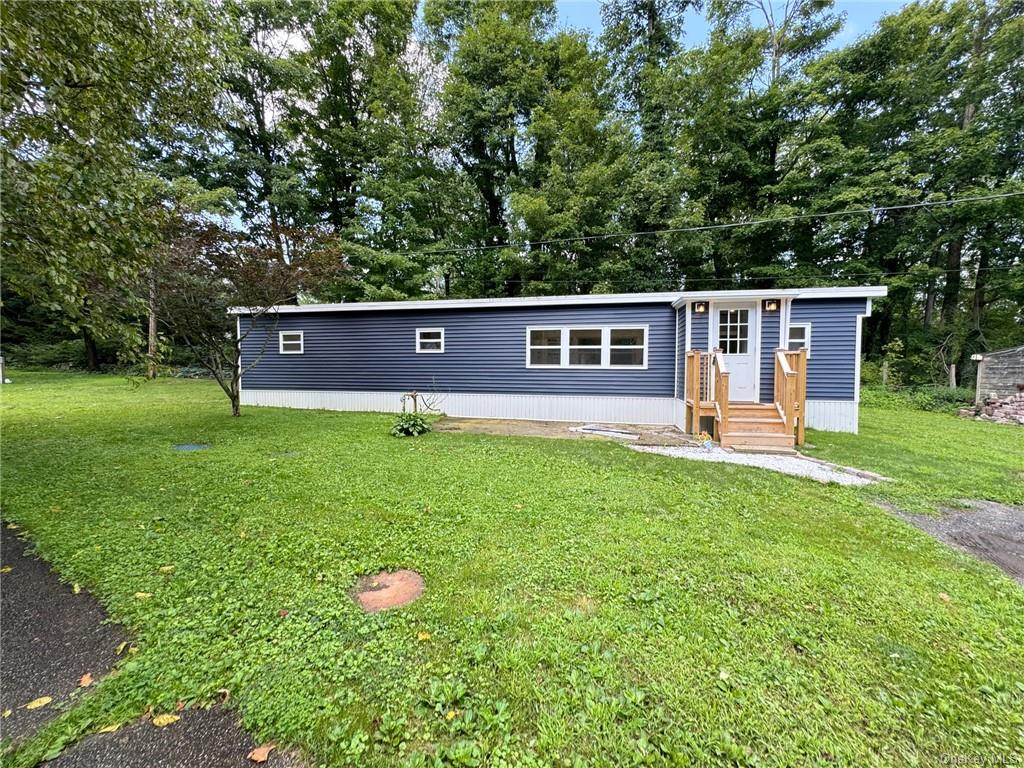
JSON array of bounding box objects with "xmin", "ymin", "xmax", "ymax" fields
[
  {"xmin": 0, "ymin": 566, "xmax": 12, "ymax": 574},
  {"xmin": 278, "ymin": 609, "xmax": 289, "ymax": 618},
  {"xmin": 2, "ymin": 709, "xmax": 12, "ymax": 718},
  {"xmin": 79, "ymin": 673, "xmax": 93, "ymax": 687},
  {"xmin": 152, "ymin": 714, "xmax": 179, "ymax": 727},
  {"xmin": 134, "ymin": 592, "xmax": 153, "ymax": 600},
  {"xmin": 25, "ymin": 696, "xmax": 52, "ymax": 710},
  {"xmin": 158, "ymin": 565, "xmax": 175, "ymax": 574},
  {"xmin": 72, "ymin": 583, "xmax": 81, "ymax": 594},
  {"xmin": 248, "ymin": 742, "xmax": 276, "ymax": 763},
  {"xmin": 217, "ymin": 688, "xmax": 231, "ymax": 703},
  {"xmin": 128, "ymin": 646, "xmax": 139, "ymax": 655},
  {"xmin": 938, "ymin": 592, "xmax": 952, "ymax": 604},
  {"xmin": 417, "ymin": 631, "xmax": 432, "ymax": 642},
  {"xmin": 175, "ymin": 700, "xmax": 185, "ymax": 712},
  {"xmin": 5, "ymin": 523, "xmax": 17, "ymax": 529},
  {"xmin": 97, "ymin": 723, "xmax": 121, "ymax": 734},
  {"xmin": 718, "ymin": 670, "xmax": 730, "ymax": 681},
  {"xmin": 115, "ymin": 641, "xmax": 128, "ymax": 655}
]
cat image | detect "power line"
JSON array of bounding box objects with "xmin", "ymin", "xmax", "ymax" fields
[
  {"xmin": 392, "ymin": 190, "xmax": 1024, "ymax": 258},
  {"xmin": 488, "ymin": 264, "xmax": 1021, "ymax": 287}
]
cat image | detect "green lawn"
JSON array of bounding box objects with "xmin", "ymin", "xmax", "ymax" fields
[{"xmin": 2, "ymin": 372, "xmax": 1023, "ymax": 767}]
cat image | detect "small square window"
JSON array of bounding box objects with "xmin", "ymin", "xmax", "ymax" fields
[
  {"xmin": 787, "ymin": 324, "xmax": 811, "ymax": 357},
  {"xmin": 279, "ymin": 331, "xmax": 304, "ymax": 354},
  {"xmin": 416, "ymin": 328, "xmax": 445, "ymax": 353}
]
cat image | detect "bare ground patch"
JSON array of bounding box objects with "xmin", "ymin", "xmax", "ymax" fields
[
  {"xmin": 881, "ymin": 500, "xmax": 1024, "ymax": 585},
  {"xmin": 434, "ymin": 417, "xmax": 694, "ymax": 446},
  {"xmin": 352, "ymin": 569, "xmax": 425, "ymax": 612}
]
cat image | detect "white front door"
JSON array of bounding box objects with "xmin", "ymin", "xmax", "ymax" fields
[{"xmin": 713, "ymin": 303, "xmax": 758, "ymax": 401}]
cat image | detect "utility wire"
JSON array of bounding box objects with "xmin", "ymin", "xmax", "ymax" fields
[{"xmin": 391, "ymin": 190, "xmax": 1024, "ymax": 258}]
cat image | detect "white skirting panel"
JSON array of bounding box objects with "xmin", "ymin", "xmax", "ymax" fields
[
  {"xmin": 805, "ymin": 399, "xmax": 858, "ymax": 433},
  {"xmin": 240, "ymin": 389, "xmax": 679, "ymax": 425}
]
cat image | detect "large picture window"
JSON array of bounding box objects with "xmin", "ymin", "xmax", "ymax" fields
[{"xmin": 526, "ymin": 327, "xmax": 647, "ymax": 369}]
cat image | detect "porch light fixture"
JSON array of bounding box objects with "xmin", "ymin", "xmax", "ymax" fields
[
  {"xmin": 763, "ymin": 298, "xmax": 780, "ymax": 312},
  {"xmin": 693, "ymin": 301, "xmax": 708, "ymax": 314}
]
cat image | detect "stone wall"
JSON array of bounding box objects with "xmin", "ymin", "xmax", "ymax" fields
[{"xmin": 960, "ymin": 391, "xmax": 1024, "ymax": 426}]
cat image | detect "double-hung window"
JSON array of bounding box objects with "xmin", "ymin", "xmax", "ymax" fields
[
  {"xmin": 527, "ymin": 327, "xmax": 647, "ymax": 369},
  {"xmin": 279, "ymin": 330, "xmax": 304, "ymax": 354},
  {"xmin": 416, "ymin": 328, "xmax": 445, "ymax": 353},
  {"xmin": 786, "ymin": 323, "xmax": 811, "ymax": 357}
]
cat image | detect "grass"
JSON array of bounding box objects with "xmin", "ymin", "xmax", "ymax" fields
[{"xmin": 1, "ymin": 372, "xmax": 1023, "ymax": 767}]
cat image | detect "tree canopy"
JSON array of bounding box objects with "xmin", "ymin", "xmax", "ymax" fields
[{"xmin": 2, "ymin": 0, "xmax": 1021, "ymax": 385}]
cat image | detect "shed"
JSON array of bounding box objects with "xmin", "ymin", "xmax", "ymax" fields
[{"xmin": 972, "ymin": 345, "xmax": 1024, "ymax": 403}]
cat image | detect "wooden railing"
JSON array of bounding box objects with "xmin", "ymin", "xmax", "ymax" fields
[
  {"xmin": 683, "ymin": 349, "xmax": 729, "ymax": 439},
  {"xmin": 774, "ymin": 348, "xmax": 807, "ymax": 445},
  {"xmin": 711, "ymin": 350, "xmax": 730, "ymax": 439}
]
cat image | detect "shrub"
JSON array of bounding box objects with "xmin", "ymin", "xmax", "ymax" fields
[
  {"xmin": 861, "ymin": 385, "xmax": 975, "ymax": 414},
  {"xmin": 390, "ymin": 412, "xmax": 431, "ymax": 437}
]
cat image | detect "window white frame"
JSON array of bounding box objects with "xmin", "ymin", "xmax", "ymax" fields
[
  {"xmin": 278, "ymin": 330, "xmax": 304, "ymax": 355},
  {"xmin": 787, "ymin": 323, "xmax": 811, "ymax": 357},
  {"xmin": 525, "ymin": 326, "xmax": 649, "ymax": 370},
  {"xmin": 416, "ymin": 327, "xmax": 445, "ymax": 354}
]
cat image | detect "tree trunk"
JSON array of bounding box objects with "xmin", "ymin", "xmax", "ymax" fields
[
  {"xmin": 83, "ymin": 328, "xmax": 99, "ymax": 371},
  {"xmin": 941, "ymin": 235, "xmax": 963, "ymax": 326},
  {"xmin": 972, "ymin": 226, "xmax": 992, "ymax": 332},
  {"xmin": 146, "ymin": 269, "xmax": 158, "ymax": 379}
]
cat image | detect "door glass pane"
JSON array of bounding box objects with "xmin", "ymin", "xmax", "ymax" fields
[{"xmin": 718, "ymin": 309, "xmax": 750, "ymax": 354}]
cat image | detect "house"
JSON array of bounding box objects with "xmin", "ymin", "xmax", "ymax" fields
[
  {"xmin": 232, "ymin": 285, "xmax": 886, "ymax": 450},
  {"xmin": 971, "ymin": 344, "xmax": 1024, "ymax": 403}
]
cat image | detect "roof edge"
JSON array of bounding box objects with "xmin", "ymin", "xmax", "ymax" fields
[{"xmin": 229, "ymin": 285, "xmax": 888, "ymax": 316}]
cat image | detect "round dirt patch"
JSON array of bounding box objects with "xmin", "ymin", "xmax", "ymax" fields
[{"xmin": 353, "ymin": 570, "xmax": 424, "ymax": 612}]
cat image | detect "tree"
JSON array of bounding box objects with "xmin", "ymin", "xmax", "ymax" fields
[
  {"xmin": 155, "ymin": 221, "xmax": 341, "ymax": 415},
  {"xmin": 0, "ymin": 0, "xmax": 225, "ymax": 364}
]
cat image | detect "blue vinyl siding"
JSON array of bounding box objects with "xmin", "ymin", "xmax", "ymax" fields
[
  {"xmin": 240, "ymin": 303, "xmax": 675, "ymax": 397},
  {"xmin": 690, "ymin": 310, "xmax": 709, "ymax": 352},
  {"xmin": 789, "ymin": 297, "xmax": 869, "ymax": 400},
  {"xmin": 674, "ymin": 308, "xmax": 686, "ymax": 397},
  {"xmin": 759, "ymin": 310, "xmax": 781, "ymax": 403}
]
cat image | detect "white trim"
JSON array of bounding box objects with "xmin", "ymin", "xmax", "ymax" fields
[
  {"xmin": 278, "ymin": 330, "xmax": 304, "ymax": 355},
  {"xmin": 416, "ymin": 327, "xmax": 445, "ymax": 354},
  {"xmin": 672, "ymin": 286, "xmax": 887, "ymax": 308},
  {"xmin": 525, "ymin": 325, "xmax": 649, "ymax": 370},
  {"xmin": 805, "ymin": 400, "xmax": 858, "ymax": 433},
  {"xmin": 229, "ymin": 286, "xmax": 887, "ymax": 315},
  {"xmin": 240, "ymin": 389, "xmax": 677, "ymax": 425},
  {"xmin": 854, "ymin": 303, "xmax": 871, "ymax": 403},
  {"xmin": 786, "ymin": 323, "xmax": 812, "ymax": 358},
  {"xmin": 231, "ymin": 292, "xmax": 683, "ymax": 315}
]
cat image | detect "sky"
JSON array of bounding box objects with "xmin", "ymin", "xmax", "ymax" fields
[{"xmin": 555, "ymin": 1, "xmax": 914, "ymax": 49}]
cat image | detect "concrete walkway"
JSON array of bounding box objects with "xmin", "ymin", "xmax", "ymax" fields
[{"xmin": 631, "ymin": 444, "xmax": 882, "ymax": 486}]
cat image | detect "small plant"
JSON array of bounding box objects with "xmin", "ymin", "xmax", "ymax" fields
[{"xmin": 391, "ymin": 411, "xmax": 431, "ymax": 437}]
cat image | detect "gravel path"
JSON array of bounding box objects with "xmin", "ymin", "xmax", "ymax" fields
[{"xmin": 630, "ymin": 445, "xmax": 878, "ymax": 486}]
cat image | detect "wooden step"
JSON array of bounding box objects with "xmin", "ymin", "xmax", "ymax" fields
[
  {"xmin": 726, "ymin": 416, "xmax": 786, "ymax": 433},
  {"xmin": 728, "ymin": 403, "xmax": 779, "ymax": 418},
  {"xmin": 728, "ymin": 444, "xmax": 798, "ymax": 456},
  {"xmin": 719, "ymin": 431, "xmax": 795, "ymax": 449}
]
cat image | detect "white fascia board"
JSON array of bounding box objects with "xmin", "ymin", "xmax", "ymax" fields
[
  {"xmin": 229, "ymin": 291, "xmax": 685, "ymax": 316},
  {"xmin": 670, "ymin": 286, "xmax": 888, "ymax": 308}
]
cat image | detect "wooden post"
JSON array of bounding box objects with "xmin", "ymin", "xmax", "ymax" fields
[
  {"xmin": 881, "ymin": 360, "xmax": 889, "ymax": 387},
  {"xmin": 948, "ymin": 363, "xmax": 956, "ymax": 388}
]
